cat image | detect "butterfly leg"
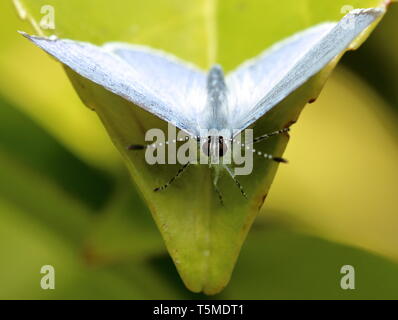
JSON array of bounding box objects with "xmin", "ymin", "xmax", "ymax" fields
[
  {"xmin": 212, "ymin": 170, "xmax": 224, "ymax": 206},
  {"xmin": 154, "ymin": 162, "xmax": 191, "ymax": 192},
  {"xmin": 213, "ymin": 184, "xmax": 224, "ymax": 206},
  {"xmin": 223, "ymin": 165, "xmax": 247, "ymax": 199},
  {"xmin": 127, "ymin": 144, "xmax": 147, "ymax": 150}
]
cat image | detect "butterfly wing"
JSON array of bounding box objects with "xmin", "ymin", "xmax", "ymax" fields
[
  {"xmin": 21, "ymin": 32, "xmax": 207, "ymax": 137},
  {"xmin": 227, "ymin": 8, "xmax": 384, "ymax": 133}
]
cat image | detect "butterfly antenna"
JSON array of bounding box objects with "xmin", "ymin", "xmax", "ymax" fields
[
  {"xmin": 232, "ymin": 127, "xmax": 289, "ymax": 163},
  {"xmin": 154, "ymin": 162, "xmax": 191, "ymax": 192},
  {"xmin": 251, "ymin": 127, "xmax": 290, "ymax": 145},
  {"xmin": 223, "ymin": 165, "xmax": 248, "ymax": 199},
  {"xmin": 128, "ymin": 136, "xmax": 197, "ymax": 151},
  {"xmin": 261, "ymin": 153, "xmax": 288, "ymax": 163},
  {"xmin": 231, "ymin": 140, "xmax": 288, "ymax": 163}
]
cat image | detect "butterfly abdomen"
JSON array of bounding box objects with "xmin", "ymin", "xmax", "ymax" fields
[{"xmin": 206, "ymin": 65, "xmax": 229, "ymax": 130}]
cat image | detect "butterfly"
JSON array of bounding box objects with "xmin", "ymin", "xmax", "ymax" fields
[{"xmin": 21, "ymin": 8, "xmax": 383, "ymax": 201}]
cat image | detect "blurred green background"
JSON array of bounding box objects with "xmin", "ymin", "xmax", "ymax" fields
[{"xmin": 0, "ymin": 0, "xmax": 397, "ymax": 299}]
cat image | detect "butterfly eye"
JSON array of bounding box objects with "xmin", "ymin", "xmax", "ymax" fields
[
  {"xmin": 201, "ymin": 136, "xmax": 212, "ymax": 157},
  {"xmin": 218, "ymin": 136, "xmax": 228, "ymax": 157},
  {"xmin": 201, "ymin": 136, "xmax": 228, "ymax": 158}
]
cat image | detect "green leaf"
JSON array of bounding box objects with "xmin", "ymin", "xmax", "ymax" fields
[
  {"xmin": 0, "ymin": 95, "xmax": 114, "ymax": 211},
  {"xmin": 144, "ymin": 225, "xmax": 398, "ymax": 299},
  {"xmin": 0, "ymin": 198, "xmax": 191, "ymax": 299},
  {"xmin": 84, "ymin": 181, "xmax": 166, "ymax": 263},
  {"xmin": 0, "ymin": 95, "xmax": 188, "ymax": 299},
  {"xmin": 223, "ymin": 226, "xmax": 398, "ymax": 299},
  {"xmin": 0, "ymin": 94, "xmax": 98, "ymax": 240},
  {"xmin": 15, "ymin": 0, "xmax": 388, "ymax": 294}
]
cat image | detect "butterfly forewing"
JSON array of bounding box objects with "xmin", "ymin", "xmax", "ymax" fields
[
  {"xmin": 226, "ymin": 8, "xmax": 384, "ymax": 134},
  {"xmin": 226, "ymin": 23, "xmax": 336, "ymax": 130},
  {"xmin": 21, "ymin": 33, "xmax": 206, "ymax": 137},
  {"xmin": 104, "ymin": 43, "xmax": 208, "ymax": 129}
]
